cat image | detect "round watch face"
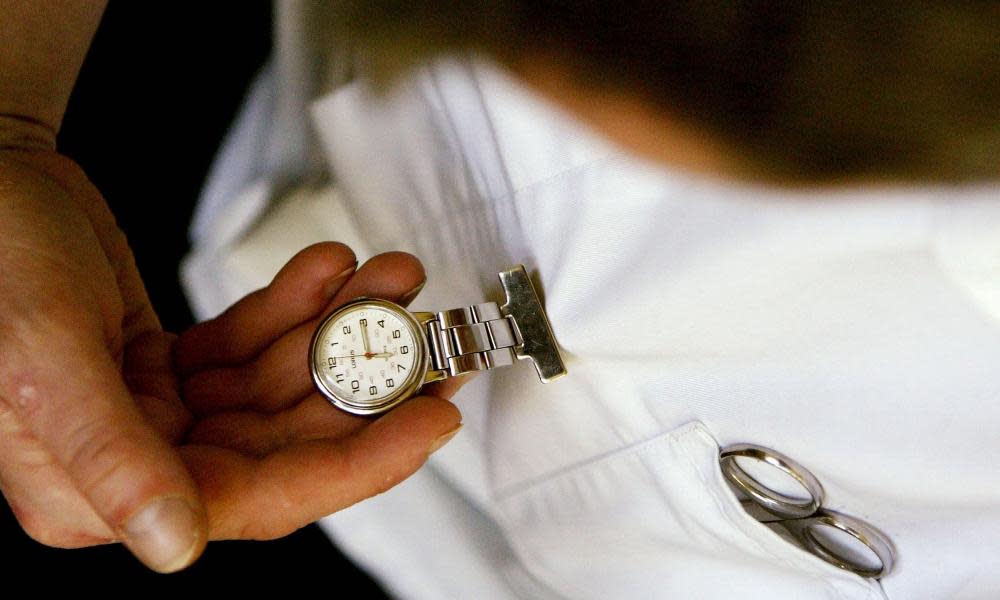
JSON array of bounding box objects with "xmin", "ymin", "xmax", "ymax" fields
[{"xmin": 310, "ymin": 298, "xmax": 427, "ymax": 415}]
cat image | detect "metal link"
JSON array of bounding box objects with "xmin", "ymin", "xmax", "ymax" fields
[
  {"xmin": 472, "ymin": 302, "xmax": 503, "ymax": 321},
  {"xmin": 450, "ymin": 322, "xmax": 492, "ymax": 355},
  {"xmin": 448, "ymin": 353, "xmax": 487, "ymax": 376},
  {"xmin": 484, "ymin": 348, "xmax": 515, "ymax": 369},
  {"xmin": 426, "ymin": 321, "xmax": 446, "ymax": 372},
  {"xmin": 487, "ymin": 319, "xmax": 518, "ymax": 348},
  {"xmin": 439, "ymin": 326, "xmax": 456, "ymax": 360},
  {"xmin": 438, "ymin": 307, "xmax": 475, "ymax": 328},
  {"xmin": 425, "ymin": 301, "xmax": 521, "ymax": 378}
]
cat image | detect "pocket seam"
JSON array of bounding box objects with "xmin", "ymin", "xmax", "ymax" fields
[
  {"xmin": 492, "ymin": 420, "xmax": 707, "ymax": 501},
  {"xmin": 493, "ymin": 421, "xmax": 712, "ymax": 600}
]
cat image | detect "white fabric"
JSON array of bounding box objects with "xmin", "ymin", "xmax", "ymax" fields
[{"xmin": 182, "ymin": 35, "xmax": 1000, "ymax": 600}]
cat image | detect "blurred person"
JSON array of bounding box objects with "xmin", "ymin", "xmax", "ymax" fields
[{"xmin": 2, "ymin": 2, "xmax": 999, "ymax": 599}]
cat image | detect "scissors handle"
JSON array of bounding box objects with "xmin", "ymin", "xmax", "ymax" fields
[
  {"xmin": 720, "ymin": 443, "xmax": 896, "ymax": 578},
  {"xmin": 781, "ymin": 510, "xmax": 896, "ymax": 579},
  {"xmin": 720, "ymin": 444, "xmax": 824, "ymax": 519}
]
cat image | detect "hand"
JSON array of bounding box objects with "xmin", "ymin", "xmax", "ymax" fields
[
  {"xmin": 173, "ymin": 244, "xmax": 465, "ymax": 541},
  {"xmin": 0, "ymin": 150, "xmax": 203, "ymax": 570},
  {"xmin": 0, "ymin": 150, "xmax": 463, "ymax": 572}
]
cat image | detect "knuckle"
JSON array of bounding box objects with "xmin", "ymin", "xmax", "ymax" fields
[{"xmin": 64, "ymin": 419, "xmax": 135, "ymax": 504}]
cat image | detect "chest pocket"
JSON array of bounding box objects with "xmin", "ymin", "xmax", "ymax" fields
[{"xmin": 492, "ymin": 421, "xmax": 886, "ymax": 600}]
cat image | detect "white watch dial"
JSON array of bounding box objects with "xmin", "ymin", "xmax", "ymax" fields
[{"xmin": 311, "ymin": 301, "xmax": 422, "ymax": 410}]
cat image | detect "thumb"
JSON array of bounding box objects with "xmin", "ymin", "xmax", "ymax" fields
[{"xmin": 1, "ymin": 321, "xmax": 206, "ymax": 572}]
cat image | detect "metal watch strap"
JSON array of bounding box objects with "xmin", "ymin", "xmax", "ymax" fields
[{"xmin": 425, "ymin": 303, "xmax": 521, "ymax": 377}]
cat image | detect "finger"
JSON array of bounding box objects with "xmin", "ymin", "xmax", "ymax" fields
[
  {"xmin": 421, "ymin": 372, "xmax": 477, "ymax": 402},
  {"xmin": 123, "ymin": 331, "xmax": 191, "ymax": 444},
  {"xmin": 0, "ymin": 401, "xmax": 114, "ymax": 547},
  {"xmin": 0, "ymin": 318, "xmax": 206, "ymax": 573},
  {"xmin": 327, "ymin": 250, "xmax": 426, "ymax": 308},
  {"xmin": 183, "ymin": 251, "xmax": 426, "ymax": 416},
  {"xmin": 181, "ymin": 395, "xmax": 461, "ymax": 540},
  {"xmin": 185, "ymin": 373, "xmax": 474, "ymax": 457},
  {"xmin": 186, "ymin": 394, "xmax": 368, "ymax": 456},
  {"xmin": 174, "ymin": 242, "xmax": 358, "ymax": 377}
]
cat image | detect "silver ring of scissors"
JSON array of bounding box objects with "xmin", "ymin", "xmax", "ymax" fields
[
  {"xmin": 719, "ymin": 443, "xmax": 896, "ymax": 578},
  {"xmin": 781, "ymin": 510, "xmax": 896, "ymax": 579},
  {"xmin": 720, "ymin": 444, "xmax": 823, "ymax": 519}
]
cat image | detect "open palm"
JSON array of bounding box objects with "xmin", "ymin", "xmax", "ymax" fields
[{"xmin": 168, "ymin": 244, "xmax": 463, "ymax": 541}]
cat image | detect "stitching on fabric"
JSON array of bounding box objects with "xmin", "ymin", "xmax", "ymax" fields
[
  {"xmin": 493, "ymin": 421, "xmax": 704, "ymax": 500},
  {"xmin": 494, "ymin": 423, "xmax": 707, "ymax": 600}
]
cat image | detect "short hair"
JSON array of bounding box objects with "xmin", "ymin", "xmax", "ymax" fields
[{"xmin": 329, "ymin": 2, "xmax": 1000, "ymax": 182}]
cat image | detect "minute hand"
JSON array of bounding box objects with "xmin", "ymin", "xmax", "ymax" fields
[{"xmin": 361, "ymin": 320, "xmax": 371, "ymax": 353}]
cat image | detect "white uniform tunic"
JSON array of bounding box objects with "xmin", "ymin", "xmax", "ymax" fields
[{"xmin": 182, "ymin": 8, "xmax": 1000, "ymax": 598}]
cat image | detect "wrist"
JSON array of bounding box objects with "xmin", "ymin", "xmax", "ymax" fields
[
  {"xmin": 0, "ymin": 147, "xmax": 100, "ymax": 213},
  {"xmin": 0, "ymin": 114, "xmax": 57, "ymax": 153}
]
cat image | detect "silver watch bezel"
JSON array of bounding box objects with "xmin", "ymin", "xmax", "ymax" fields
[{"xmin": 309, "ymin": 297, "xmax": 429, "ymax": 416}]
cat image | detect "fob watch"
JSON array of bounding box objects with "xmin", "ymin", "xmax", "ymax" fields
[{"xmin": 309, "ymin": 265, "xmax": 567, "ymax": 415}]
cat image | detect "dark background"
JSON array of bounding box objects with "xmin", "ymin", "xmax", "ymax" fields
[{"xmin": 1, "ymin": 3, "xmax": 388, "ymax": 593}]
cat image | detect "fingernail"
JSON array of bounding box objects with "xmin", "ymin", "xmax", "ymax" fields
[
  {"xmin": 428, "ymin": 423, "xmax": 462, "ymax": 455},
  {"xmin": 398, "ymin": 279, "xmax": 427, "ymax": 307},
  {"xmin": 121, "ymin": 498, "xmax": 201, "ymax": 574},
  {"xmin": 324, "ymin": 261, "xmax": 359, "ymax": 297}
]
